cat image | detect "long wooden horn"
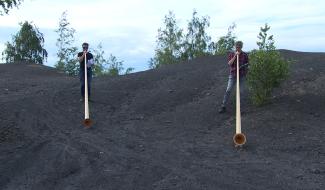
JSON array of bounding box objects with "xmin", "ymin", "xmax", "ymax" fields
[
  {"xmin": 233, "ymin": 54, "xmax": 246, "ymax": 146},
  {"xmin": 83, "ymin": 53, "xmax": 92, "ymax": 127}
]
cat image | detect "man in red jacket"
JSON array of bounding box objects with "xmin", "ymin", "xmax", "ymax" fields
[{"xmin": 219, "ymin": 41, "xmax": 249, "ymax": 113}]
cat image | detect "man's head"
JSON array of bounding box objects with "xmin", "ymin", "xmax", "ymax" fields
[
  {"xmin": 235, "ymin": 41, "xmax": 243, "ymax": 52},
  {"xmin": 82, "ymin": 42, "xmax": 89, "ymax": 51}
]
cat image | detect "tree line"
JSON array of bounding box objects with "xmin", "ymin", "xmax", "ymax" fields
[
  {"xmin": 149, "ymin": 10, "xmax": 237, "ymax": 68},
  {"xmin": 1, "ymin": 6, "xmax": 289, "ymax": 105},
  {"xmin": 1, "ymin": 11, "xmax": 133, "ymax": 76},
  {"xmin": 54, "ymin": 11, "xmax": 134, "ymax": 76},
  {"xmin": 1, "ymin": 9, "xmax": 237, "ymax": 75}
]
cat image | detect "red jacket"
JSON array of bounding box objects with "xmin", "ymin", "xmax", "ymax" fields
[{"xmin": 228, "ymin": 51, "xmax": 249, "ymax": 77}]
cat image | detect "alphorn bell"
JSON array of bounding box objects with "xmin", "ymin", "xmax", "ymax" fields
[
  {"xmin": 83, "ymin": 52, "xmax": 92, "ymax": 127},
  {"xmin": 233, "ymin": 54, "xmax": 246, "ymax": 146}
]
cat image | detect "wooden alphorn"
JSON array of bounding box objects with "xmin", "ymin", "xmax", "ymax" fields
[
  {"xmin": 233, "ymin": 54, "xmax": 246, "ymax": 146},
  {"xmin": 83, "ymin": 53, "xmax": 92, "ymax": 127}
]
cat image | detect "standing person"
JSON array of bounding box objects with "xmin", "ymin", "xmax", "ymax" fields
[
  {"xmin": 78, "ymin": 42, "xmax": 94, "ymax": 102},
  {"xmin": 219, "ymin": 41, "xmax": 249, "ymax": 113}
]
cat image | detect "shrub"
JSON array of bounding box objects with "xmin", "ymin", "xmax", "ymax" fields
[{"xmin": 247, "ymin": 24, "xmax": 290, "ymax": 106}]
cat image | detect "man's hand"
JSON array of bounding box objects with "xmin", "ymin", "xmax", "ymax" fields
[
  {"xmin": 80, "ymin": 51, "xmax": 87, "ymax": 59},
  {"xmin": 78, "ymin": 51, "xmax": 87, "ymax": 63},
  {"xmin": 228, "ymin": 52, "xmax": 237, "ymax": 65}
]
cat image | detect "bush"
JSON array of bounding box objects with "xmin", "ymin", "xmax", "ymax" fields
[{"xmin": 247, "ymin": 24, "xmax": 290, "ymax": 106}]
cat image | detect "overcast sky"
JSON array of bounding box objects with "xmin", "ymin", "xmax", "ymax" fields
[{"xmin": 0, "ymin": 0, "xmax": 324, "ymax": 71}]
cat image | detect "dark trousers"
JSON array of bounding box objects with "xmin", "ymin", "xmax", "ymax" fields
[{"xmin": 80, "ymin": 68, "xmax": 92, "ymax": 98}]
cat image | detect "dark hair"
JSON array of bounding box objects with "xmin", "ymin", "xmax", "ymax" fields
[
  {"xmin": 82, "ymin": 42, "xmax": 89, "ymax": 47},
  {"xmin": 235, "ymin": 41, "xmax": 243, "ymax": 48}
]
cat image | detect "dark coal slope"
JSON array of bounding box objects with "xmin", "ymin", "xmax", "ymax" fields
[{"xmin": 0, "ymin": 50, "xmax": 324, "ymax": 190}]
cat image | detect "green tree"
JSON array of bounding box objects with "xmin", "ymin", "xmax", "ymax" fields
[
  {"xmin": 149, "ymin": 11, "xmax": 183, "ymax": 69},
  {"xmin": 256, "ymin": 23, "xmax": 274, "ymax": 51},
  {"xmin": 0, "ymin": 0, "xmax": 23, "ymax": 15},
  {"xmin": 92, "ymin": 43, "xmax": 134, "ymax": 76},
  {"xmin": 55, "ymin": 11, "xmax": 78, "ymax": 75},
  {"xmin": 92, "ymin": 43, "xmax": 106, "ymax": 76},
  {"xmin": 2, "ymin": 21, "xmax": 47, "ymax": 64},
  {"xmin": 247, "ymin": 23, "xmax": 290, "ymax": 106},
  {"xmin": 107, "ymin": 54, "xmax": 134, "ymax": 75},
  {"xmin": 215, "ymin": 23, "xmax": 237, "ymax": 55},
  {"xmin": 124, "ymin": 67, "xmax": 134, "ymax": 74},
  {"xmin": 182, "ymin": 10, "xmax": 212, "ymax": 60},
  {"xmin": 107, "ymin": 54, "xmax": 124, "ymax": 76}
]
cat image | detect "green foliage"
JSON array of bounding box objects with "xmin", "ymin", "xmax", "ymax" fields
[
  {"xmin": 215, "ymin": 23, "xmax": 237, "ymax": 55},
  {"xmin": 92, "ymin": 43, "xmax": 134, "ymax": 76},
  {"xmin": 92, "ymin": 43, "xmax": 106, "ymax": 77},
  {"xmin": 107, "ymin": 54, "xmax": 124, "ymax": 76},
  {"xmin": 2, "ymin": 21, "xmax": 47, "ymax": 64},
  {"xmin": 64, "ymin": 48, "xmax": 78, "ymax": 76},
  {"xmin": 150, "ymin": 10, "xmax": 214, "ymax": 68},
  {"xmin": 124, "ymin": 67, "xmax": 134, "ymax": 75},
  {"xmin": 55, "ymin": 11, "xmax": 78, "ymax": 76},
  {"xmin": 247, "ymin": 23, "xmax": 290, "ymax": 106},
  {"xmin": 149, "ymin": 11, "xmax": 183, "ymax": 69},
  {"xmin": 256, "ymin": 23, "xmax": 274, "ymax": 51},
  {"xmin": 0, "ymin": 0, "xmax": 23, "ymax": 15},
  {"xmin": 106, "ymin": 53, "xmax": 134, "ymax": 76},
  {"xmin": 183, "ymin": 10, "xmax": 212, "ymax": 60}
]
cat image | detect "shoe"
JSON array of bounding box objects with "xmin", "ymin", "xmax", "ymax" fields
[{"xmin": 218, "ymin": 106, "xmax": 226, "ymax": 113}]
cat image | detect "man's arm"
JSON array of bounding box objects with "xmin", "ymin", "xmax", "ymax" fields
[
  {"xmin": 78, "ymin": 51, "xmax": 87, "ymax": 63},
  {"xmin": 239, "ymin": 53, "xmax": 249, "ymax": 70},
  {"xmin": 227, "ymin": 51, "xmax": 240, "ymax": 66}
]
